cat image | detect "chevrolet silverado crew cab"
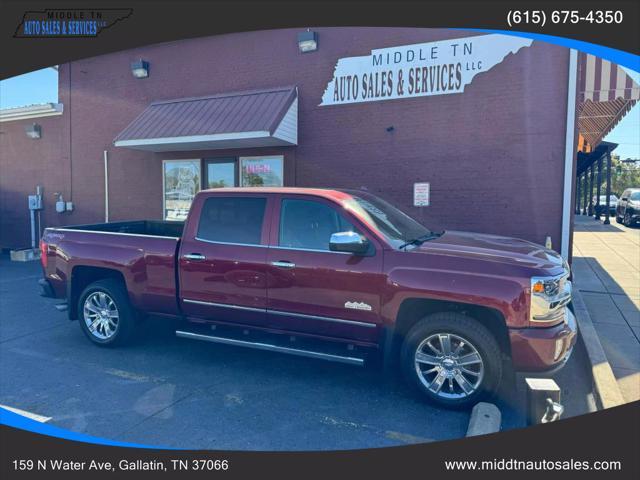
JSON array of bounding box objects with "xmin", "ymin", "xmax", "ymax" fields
[{"xmin": 39, "ymin": 188, "xmax": 576, "ymax": 408}]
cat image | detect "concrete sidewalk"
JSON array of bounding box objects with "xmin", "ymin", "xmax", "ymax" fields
[{"xmin": 572, "ymin": 214, "xmax": 640, "ymax": 403}]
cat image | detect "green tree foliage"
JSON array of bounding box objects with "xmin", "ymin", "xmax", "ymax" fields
[{"xmin": 604, "ymin": 158, "xmax": 640, "ymax": 196}]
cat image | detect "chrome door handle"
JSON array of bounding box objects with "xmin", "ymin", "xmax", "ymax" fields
[
  {"xmin": 271, "ymin": 261, "xmax": 296, "ymax": 268},
  {"xmin": 184, "ymin": 253, "xmax": 206, "ymax": 261}
]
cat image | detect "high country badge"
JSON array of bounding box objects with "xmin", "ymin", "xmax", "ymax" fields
[{"xmin": 345, "ymin": 301, "xmax": 372, "ymax": 311}]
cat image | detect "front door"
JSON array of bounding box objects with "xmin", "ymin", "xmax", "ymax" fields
[
  {"xmin": 179, "ymin": 194, "xmax": 271, "ymax": 326},
  {"xmin": 265, "ymin": 196, "xmax": 385, "ymax": 342}
]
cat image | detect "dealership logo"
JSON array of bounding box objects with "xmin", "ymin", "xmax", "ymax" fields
[
  {"xmin": 14, "ymin": 8, "xmax": 133, "ymax": 38},
  {"xmin": 320, "ymin": 34, "xmax": 533, "ymax": 106}
]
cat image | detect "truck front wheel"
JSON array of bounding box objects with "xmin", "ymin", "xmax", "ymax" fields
[
  {"xmin": 400, "ymin": 312, "xmax": 503, "ymax": 409},
  {"xmin": 78, "ymin": 279, "xmax": 136, "ymax": 346}
]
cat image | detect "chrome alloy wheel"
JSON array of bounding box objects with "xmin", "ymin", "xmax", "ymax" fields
[
  {"xmin": 414, "ymin": 333, "xmax": 485, "ymax": 399},
  {"xmin": 83, "ymin": 292, "xmax": 119, "ymax": 340}
]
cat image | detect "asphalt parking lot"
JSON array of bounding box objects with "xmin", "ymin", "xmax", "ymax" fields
[{"xmin": 0, "ymin": 255, "xmax": 595, "ymax": 450}]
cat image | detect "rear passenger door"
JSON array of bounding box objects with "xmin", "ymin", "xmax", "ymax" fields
[{"xmin": 178, "ymin": 194, "xmax": 272, "ymax": 326}]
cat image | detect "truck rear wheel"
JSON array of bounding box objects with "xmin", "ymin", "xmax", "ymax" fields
[
  {"xmin": 400, "ymin": 312, "xmax": 503, "ymax": 409},
  {"xmin": 78, "ymin": 279, "xmax": 136, "ymax": 346}
]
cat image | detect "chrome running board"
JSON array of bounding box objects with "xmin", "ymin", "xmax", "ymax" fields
[{"xmin": 175, "ymin": 330, "xmax": 365, "ymax": 366}]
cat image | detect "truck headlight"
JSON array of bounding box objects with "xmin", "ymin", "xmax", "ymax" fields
[
  {"xmin": 532, "ymin": 277, "xmax": 561, "ymax": 297},
  {"xmin": 530, "ymin": 273, "xmax": 571, "ymax": 325}
]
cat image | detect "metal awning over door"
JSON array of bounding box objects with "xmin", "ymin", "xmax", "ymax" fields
[{"xmin": 114, "ymin": 86, "xmax": 297, "ymax": 152}]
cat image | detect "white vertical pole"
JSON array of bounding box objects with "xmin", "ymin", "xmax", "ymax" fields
[
  {"xmin": 561, "ymin": 49, "xmax": 578, "ymax": 260},
  {"xmin": 30, "ymin": 209, "xmax": 36, "ymax": 249},
  {"xmin": 104, "ymin": 150, "xmax": 109, "ymax": 222}
]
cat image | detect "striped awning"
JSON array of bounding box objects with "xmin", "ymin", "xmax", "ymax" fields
[{"xmin": 577, "ymin": 53, "xmax": 639, "ymax": 153}]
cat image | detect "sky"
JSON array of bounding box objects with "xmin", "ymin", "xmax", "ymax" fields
[
  {"xmin": 0, "ymin": 64, "xmax": 638, "ymax": 159},
  {"xmin": 0, "ymin": 67, "xmax": 58, "ymax": 108}
]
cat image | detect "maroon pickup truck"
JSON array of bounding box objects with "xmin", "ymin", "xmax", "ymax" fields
[{"xmin": 39, "ymin": 188, "xmax": 576, "ymax": 408}]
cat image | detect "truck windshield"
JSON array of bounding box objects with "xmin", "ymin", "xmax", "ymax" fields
[{"xmin": 341, "ymin": 190, "xmax": 432, "ymax": 248}]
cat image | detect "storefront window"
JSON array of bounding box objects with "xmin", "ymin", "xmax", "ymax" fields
[
  {"xmin": 240, "ymin": 156, "xmax": 283, "ymax": 187},
  {"xmin": 163, "ymin": 160, "xmax": 201, "ymax": 221},
  {"xmin": 205, "ymin": 159, "xmax": 236, "ymax": 188}
]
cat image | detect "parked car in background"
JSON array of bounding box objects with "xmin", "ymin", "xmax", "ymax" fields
[
  {"xmin": 615, "ymin": 188, "xmax": 640, "ymax": 226},
  {"xmin": 592, "ymin": 195, "xmax": 618, "ymax": 216},
  {"xmin": 39, "ymin": 188, "xmax": 576, "ymax": 409}
]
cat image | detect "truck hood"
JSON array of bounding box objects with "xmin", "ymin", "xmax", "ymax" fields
[{"xmin": 410, "ymin": 230, "xmax": 564, "ymax": 270}]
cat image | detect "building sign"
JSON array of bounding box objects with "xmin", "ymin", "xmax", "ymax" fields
[
  {"xmin": 240, "ymin": 156, "xmax": 284, "ymax": 187},
  {"xmin": 320, "ymin": 34, "xmax": 533, "ymax": 106},
  {"xmin": 414, "ymin": 182, "xmax": 430, "ymax": 206}
]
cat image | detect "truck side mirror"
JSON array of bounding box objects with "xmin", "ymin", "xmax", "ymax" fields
[{"xmin": 329, "ymin": 231, "xmax": 369, "ymax": 254}]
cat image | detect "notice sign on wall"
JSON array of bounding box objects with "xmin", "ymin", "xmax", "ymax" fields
[
  {"xmin": 320, "ymin": 34, "xmax": 533, "ymax": 106},
  {"xmin": 414, "ymin": 183, "xmax": 430, "ymax": 207}
]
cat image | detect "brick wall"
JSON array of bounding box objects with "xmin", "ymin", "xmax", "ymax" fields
[{"xmin": 0, "ymin": 27, "xmax": 569, "ymax": 249}]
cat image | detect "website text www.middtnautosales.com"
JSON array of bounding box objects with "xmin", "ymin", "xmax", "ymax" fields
[{"xmin": 444, "ymin": 458, "xmax": 622, "ymax": 472}]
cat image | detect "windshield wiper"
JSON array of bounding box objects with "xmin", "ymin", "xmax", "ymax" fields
[{"xmin": 399, "ymin": 231, "xmax": 444, "ymax": 250}]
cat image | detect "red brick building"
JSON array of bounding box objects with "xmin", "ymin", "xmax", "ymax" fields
[{"xmin": 1, "ymin": 28, "xmax": 636, "ymax": 254}]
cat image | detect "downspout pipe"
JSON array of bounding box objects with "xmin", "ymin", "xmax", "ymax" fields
[{"xmin": 561, "ymin": 49, "xmax": 578, "ymax": 260}]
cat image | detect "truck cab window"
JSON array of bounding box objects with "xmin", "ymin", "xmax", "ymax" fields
[
  {"xmin": 279, "ymin": 199, "xmax": 356, "ymax": 251},
  {"xmin": 197, "ymin": 196, "xmax": 266, "ymax": 245}
]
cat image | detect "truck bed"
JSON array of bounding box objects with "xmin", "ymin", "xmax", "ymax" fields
[
  {"xmin": 60, "ymin": 220, "xmax": 184, "ymax": 238},
  {"xmin": 42, "ymin": 220, "xmax": 184, "ymax": 317}
]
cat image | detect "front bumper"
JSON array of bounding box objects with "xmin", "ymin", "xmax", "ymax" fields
[{"xmin": 509, "ymin": 307, "xmax": 577, "ymax": 373}]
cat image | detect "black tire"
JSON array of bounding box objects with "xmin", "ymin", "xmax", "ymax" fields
[
  {"xmin": 623, "ymin": 211, "xmax": 632, "ymax": 227},
  {"xmin": 400, "ymin": 312, "xmax": 503, "ymax": 409},
  {"xmin": 615, "ymin": 214, "xmax": 622, "ymax": 223},
  {"xmin": 77, "ymin": 278, "xmax": 136, "ymax": 346}
]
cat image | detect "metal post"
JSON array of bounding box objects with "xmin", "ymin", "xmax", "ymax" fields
[
  {"xmin": 582, "ymin": 173, "xmax": 588, "ymax": 215},
  {"xmin": 595, "ymin": 156, "xmax": 603, "ymax": 220},
  {"xmin": 30, "ymin": 209, "xmax": 36, "ymax": 249},
  {"xmin": 604, "ymin": 151, "xmax": 612, "ymax": 225},
  {"xmin": 587, "ymin": 163, "xmax": 595, "ymax": 216},
  {"xmin": 576, "ymin": 173, "xmax": 582, "ymax": 214},
  {"xmin": 36, "ymin": 185, "xmax": 43, "ymax": 244}
]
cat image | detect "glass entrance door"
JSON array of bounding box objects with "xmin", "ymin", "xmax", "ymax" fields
[{"xmin": 204, "ymin": 158, "xmax": 237, "ymax": 188}]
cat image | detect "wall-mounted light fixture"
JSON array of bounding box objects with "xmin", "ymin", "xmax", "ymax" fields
[
  {"xmin": 297, "ymin": 30, "xmax": 318, "ymax": 53},
  {"xmin": 130, "ymin": 59, "xmax": 149, "ymax": 78},
  {"xmin": 25, "ymin": 123, "xmax": 41, "ymax": 139}
]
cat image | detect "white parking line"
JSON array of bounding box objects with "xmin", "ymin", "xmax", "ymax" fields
[{"xmin": 0, "ymin": 404, "xmax": 52, "ymax": 423}]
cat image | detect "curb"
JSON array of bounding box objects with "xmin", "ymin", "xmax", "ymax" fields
[
  {"xmin": 466, "ymin": 402, "xmax": 501, "ymax": 437},
  {"xmin": 571, "ymin": 289, "xmax": 625, "ymax": 409},
  {"xmin": 9, "ymin": 248, "xmax": 40, "ymax": 262}
]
